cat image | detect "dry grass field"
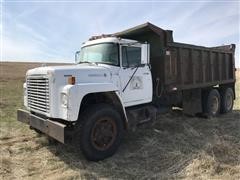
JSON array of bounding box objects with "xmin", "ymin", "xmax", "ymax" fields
[{"xmin": 0, "ymin": 62, "xmax": 240, "ymax": 179}]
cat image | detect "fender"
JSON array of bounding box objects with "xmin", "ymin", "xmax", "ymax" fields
[{"xmin": 61, "ymin": 83, "xmax": 128, "ymax": 123}]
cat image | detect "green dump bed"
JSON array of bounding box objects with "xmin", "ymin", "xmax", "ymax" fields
[
  {"xmin": 165, "ymin": 42, "xmax": 235, "ymax": 91},
  {"xmin": 115, "ymin": 22, "xmax": 236, "ymax": 96}
]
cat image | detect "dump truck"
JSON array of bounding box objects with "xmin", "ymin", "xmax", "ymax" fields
[{"xmin": 17, "ymin": 22, "xmax": 236, "ymax": 161}]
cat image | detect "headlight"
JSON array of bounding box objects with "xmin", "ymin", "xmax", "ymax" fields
[{"xmin": 61, "ymin": 93, "xmax": 68, "ymax": 107}]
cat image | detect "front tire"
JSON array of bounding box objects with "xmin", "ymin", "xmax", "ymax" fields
[{"xmin": 75, "ymin": 104, "xmax": 124, "ymax": 161}]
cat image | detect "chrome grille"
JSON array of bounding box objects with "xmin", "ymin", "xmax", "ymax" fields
[{"xmin": 27, "ymin": 76, "xmax": 50, "ymax": 113}]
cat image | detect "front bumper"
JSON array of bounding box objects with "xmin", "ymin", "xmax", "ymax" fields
[{"xmin": 17, "ymin": 109, "xmax": 66, "ymax": 143}]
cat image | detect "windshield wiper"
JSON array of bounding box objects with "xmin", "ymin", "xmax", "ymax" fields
[
  {"xmin": 79, "ymin": 61, "xmax": 97, "ymax": 65},
  {"xmin": 96, "ymin": 62, "xmax": 114, "ymax": 65},
  {"xmin": 79, "ymin": 61, "xmax": 117, "ymax": 66}
]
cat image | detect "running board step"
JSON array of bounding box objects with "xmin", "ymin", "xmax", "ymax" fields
[{"xmin": 126, "ymin": 105, "xmax": 157, "ymax": 130}]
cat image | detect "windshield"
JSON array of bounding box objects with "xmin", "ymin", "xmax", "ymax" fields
[{"xmin": 77, "ymin": 43, "xmax": 119, "ymax": 66}]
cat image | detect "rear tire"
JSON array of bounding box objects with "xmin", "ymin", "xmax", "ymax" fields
[
  {"xmin": 220, "ymin": 87, "xmax": 234, "ymax": 113},
  {"xmin": 75, "ymin": 104, "xmax": 124, "ymax": 161},
  {"xmin": 203, "ymin": 89, "xmax": 221, "ymax": 117}
]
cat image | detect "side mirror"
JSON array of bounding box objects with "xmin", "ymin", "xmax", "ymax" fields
[
  {"xmin": 75, "ymin": 51, "xmax": 80, "ymax": 63},
  {"xmin": 141, "ymin": 44, "xmax": 150, "ymax": 65}
]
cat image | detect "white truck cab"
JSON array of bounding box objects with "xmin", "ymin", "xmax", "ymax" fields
[
  {"xmin": 24, "ymin": 37, "xmax": 152, "ymax": 121},
  {"xmin": 76, "ymin": 37, "xmax": 152, "ymax": 108},
  {"xmin": 18, "ymin": 37, "xmax": 153, "ymax": 161}
]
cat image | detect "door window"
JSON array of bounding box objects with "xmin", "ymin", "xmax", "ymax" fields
[{"xmin": 122, "ymin": 46, "xmax": 141, "ymax": 67}]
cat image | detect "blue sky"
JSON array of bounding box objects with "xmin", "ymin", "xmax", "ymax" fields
[{"xmin": 1, "ymin": 1, "xmax": 240, "ymax": 67}]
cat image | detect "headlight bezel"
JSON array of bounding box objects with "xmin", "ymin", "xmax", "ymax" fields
[{"xmin": 61, "ymin": 93, "xmax": 68, "ymax": 107}]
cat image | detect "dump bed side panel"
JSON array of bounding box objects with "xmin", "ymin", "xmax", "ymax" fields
[{"xmin": 164, "ymin": 43, "xmax": 235, "ymax": 91}]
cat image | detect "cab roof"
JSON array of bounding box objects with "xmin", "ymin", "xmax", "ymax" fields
[{"xmin": 87, "ymin": 22, "xmax": 173, "ymax": 44}]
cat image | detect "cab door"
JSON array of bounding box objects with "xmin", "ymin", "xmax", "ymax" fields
[{"xmin": 119, "ymin": 45, "xmax": 152, "ymax": 107}]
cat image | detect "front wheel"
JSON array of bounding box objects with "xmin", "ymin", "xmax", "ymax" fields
[{"xmin": 75, "ymin": 104, "xmax": 124, "ymax": 161}]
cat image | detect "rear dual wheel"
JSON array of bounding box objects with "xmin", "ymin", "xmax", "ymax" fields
[
  {"xmin": 203, "ymin": 89, "xmax": 221, "ymax": 117},
  {"xmin": 203, "ymin": 87, "xmax": 234, "ymax": 117},
  {"xmin": 220, "ymin": 87, "xmax": 234, "ymax": 113}
]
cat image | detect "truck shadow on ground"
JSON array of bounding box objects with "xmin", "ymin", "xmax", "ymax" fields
[{"xmin": 45, "ymin": 109, "xmax": 240, "ymax": 179}]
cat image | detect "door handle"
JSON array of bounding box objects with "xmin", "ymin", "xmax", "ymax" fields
[{"xmin": 143, "ymin": 72, "xmax": 149, "ymax": 75}]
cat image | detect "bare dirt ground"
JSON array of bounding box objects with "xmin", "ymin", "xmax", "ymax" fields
[{"xmin": 0, "ymin": 62, "xmax": 240, "ymax": 179}]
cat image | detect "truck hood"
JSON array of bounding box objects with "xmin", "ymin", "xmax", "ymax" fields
[{"xmin": 26, "ymin": 64, "xmax": 113, "ymax": 84}]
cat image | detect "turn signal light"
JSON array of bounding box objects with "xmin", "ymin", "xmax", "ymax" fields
[{"xmin": 68, "ymin": 76, "xmax": 76, "ymax": 85}]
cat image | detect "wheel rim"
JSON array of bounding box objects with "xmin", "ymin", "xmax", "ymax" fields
[
  {"xmin": 226, "ymin": 93, "xmax": 233, "ymax": 111},
  {"xmin": 91, "ymin": 118, "xmax": 117, "ymax": 151},
  {"xmin": 210, "ymin": 96, "xmax": 219, "ymax": 115}
]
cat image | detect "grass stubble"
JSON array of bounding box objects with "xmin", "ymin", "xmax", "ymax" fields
[{"xmin": 0, "ymin": 62, "xmax": 239, "ymax": 179}]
